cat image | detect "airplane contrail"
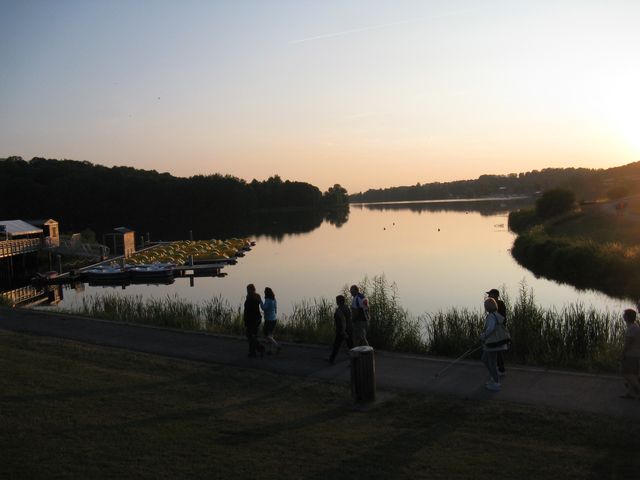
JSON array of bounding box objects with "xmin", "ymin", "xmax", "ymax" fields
[{"xmin": 291, "ymin": 8, "xmax": 480, "ymax": 45}]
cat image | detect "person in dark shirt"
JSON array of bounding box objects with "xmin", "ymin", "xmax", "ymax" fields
[
  {"xmin": 487, "ymin": 288, "xmax": 508, "ymax": 375},
  {"xmin": 328, "ymin": 295, "xmax": 353, "ymax": 364},
  {"xmin": 243, "ymin": 284, "xmax": 263, "ymax": 357}
]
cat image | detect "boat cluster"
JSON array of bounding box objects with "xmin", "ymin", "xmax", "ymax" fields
[
  {"xmin": 82, "ymin": 238, "xmax": 255, "ymax": 284},
  {"xmin": 125, "ymin": 238, "xmax": 254, "ymax": 265},
  {"xmin": 84, "ymin": 262, "xmax": 176, "ymax": 283}
]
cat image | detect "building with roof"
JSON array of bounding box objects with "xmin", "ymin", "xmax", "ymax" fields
[
  {"xmin": 102, "ymin": 227, "xmax": 136, "ymax": 257},
  {"xmin": 26, "ymin": 219, "xmax": 60, "ymax": 247},
  {"xmin": 0, "ymin": 220, "xmax": 44, "ymax": 260}
]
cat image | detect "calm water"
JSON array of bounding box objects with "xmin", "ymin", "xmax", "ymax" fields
[{"xmin": 45, "ymin": 199, "xmax": 629, "ymax": 316}]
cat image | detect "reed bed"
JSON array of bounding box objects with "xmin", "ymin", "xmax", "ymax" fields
[{"xmin": 69, "ymin": 276, "xmax": 626, "ymax": 371}]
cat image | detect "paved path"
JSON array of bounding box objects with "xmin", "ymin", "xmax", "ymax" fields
[{"xmin": 1, "ymin": 306, "xmax": 639, "ymax": 419}]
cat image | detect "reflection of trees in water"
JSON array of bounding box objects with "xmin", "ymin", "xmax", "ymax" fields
[
  {"xmin": 325, "ymin": 207, "xmax": 349, "ymax": 227},
  {"xmin": 95, "ymin": 206, "xmax": 351, "ymax": 242},
  {"xmin": 357, "ymin": 198, "xmax": 534, "ymax": 216}
]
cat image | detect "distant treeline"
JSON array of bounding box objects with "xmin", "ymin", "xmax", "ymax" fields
[
  {"xmin": 0, "ymin": 157, "xmax": 348, "ymax": 239},
  {"xmin": 350, "ymin": 162, "xmax": 640, "ymax": 203}
]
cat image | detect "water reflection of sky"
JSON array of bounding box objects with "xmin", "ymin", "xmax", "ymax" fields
[{"xmin": 51, "ymin": 201, "xmax": 630, "ymax": 317}]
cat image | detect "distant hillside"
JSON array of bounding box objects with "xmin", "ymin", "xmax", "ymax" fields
[
  {"xmin": 350, "ymin": 162, "xmax": 640, "ymax": 203},
  {"xmin": 0, "ymin": 157, "xmax": 348, "ymax": 238}
]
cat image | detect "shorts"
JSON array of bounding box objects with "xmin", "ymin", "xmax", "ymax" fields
[{"xmin": 621, "ymin": 357, "xmax": 640, "ymax": 375}]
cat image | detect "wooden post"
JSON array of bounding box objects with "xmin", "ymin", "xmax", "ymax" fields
[{"xmin": 56, "ymin": 255, "xmax": 62, "ymax": 274}]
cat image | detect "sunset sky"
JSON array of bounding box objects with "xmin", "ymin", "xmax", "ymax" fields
[{"xmin": 1, "ymin": 0, "xmax": 639, "ymax": 193}]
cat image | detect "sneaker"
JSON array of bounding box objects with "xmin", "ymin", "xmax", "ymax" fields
[{"xmin": 485, "ymin": 381, "xmax": 502, "ymax": 392}]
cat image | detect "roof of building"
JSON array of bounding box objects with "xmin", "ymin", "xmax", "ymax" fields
[
  {"xmin": 0, "ymin": 219, "xmax": 43, "ymax": 236},
  {"xmin": 26, "ymin": 218, "xmax": 58, "ymax": 226}
]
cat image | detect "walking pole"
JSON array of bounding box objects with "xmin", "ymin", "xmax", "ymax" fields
[{"xmin": 434, "ymin": 345, "xmax": 482, "ymax": 378}]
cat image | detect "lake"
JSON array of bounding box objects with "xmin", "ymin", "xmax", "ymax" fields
[{"xmin": 42, "ymin": 198, "xmax": 630, "ymax": 317}]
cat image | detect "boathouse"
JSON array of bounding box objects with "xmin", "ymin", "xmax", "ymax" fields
[
  {"xmin": 0, "ymin": 220, "xmax": 44, "ymax": 257},
  {"xmin": 26, "ymin": 219, "xmax": 60, "ymax": 247},
  {"xmin": 0, "ymin": 219, "xmax": 46, "ymax": 283},
  {"xmin": 103, "ymin": 227, "xmax": 136, "ymax": 257}
]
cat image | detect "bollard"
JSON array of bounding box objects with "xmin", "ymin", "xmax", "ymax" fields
[{"xmin": 349, "ymin": 346, "xmax": 376, "ymax": 403}]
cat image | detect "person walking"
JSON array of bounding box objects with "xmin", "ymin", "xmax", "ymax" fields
[
  {"xmin": 328, "ymin": 295, "xmax": 353, "ymax": 364},
  {"xmin": 620, "ymin": 308, "xmax": 640, "ymax": 399},
  {"xmin": 350, "ymin": 285, "xmax": 370, "ymax": 346},
  {"xmin": 486, "ymin": 288, "xmax": 508, "ymax": 376},
  {"xmin": 243, "ymin": 284, "xmax": 263, "ymax": 357},
  {"xmin": 480, "ymin": 297, "xmax": 509, "ymax": 391},
  {"xmin": 260, "ymin": 287, "xmax": 281, "ymax": 355}
]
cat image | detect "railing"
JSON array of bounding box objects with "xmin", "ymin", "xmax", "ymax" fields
[
  {"xmin": 0, "ymin": 238, "xmax": 42, "ymax": 259},
  {"xmin": 0, "ymin": 285, "xmax": 45, "ymax": 306}
]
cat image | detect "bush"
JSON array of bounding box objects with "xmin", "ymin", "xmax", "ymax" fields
[
  {"xmin": 536, "ymin": 189, "xmax": 576, "ymax": 219},
  {"xmin": 508, "ymin": 208, "xmax": 537, "ymax": 233},
  {"xmin": 511, "ymin": 227, "xmax": 640, "ymax": 299}
]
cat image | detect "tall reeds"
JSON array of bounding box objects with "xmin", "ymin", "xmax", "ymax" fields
[
  {"xmin": 68, "ymin": 277, "xmax": 626, "ymax": 371},
  {"xmin": 354, "ymin": 276, "xmax": 424, "ymax": 353}
]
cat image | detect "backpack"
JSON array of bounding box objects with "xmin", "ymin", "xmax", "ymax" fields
[
  {"xmin": 353, "ymin": 294, "xmax": 370, "ymax": 322},
  {"xmin": 485, "ymin": 312, "xmax": 511, "ymax": 348}
]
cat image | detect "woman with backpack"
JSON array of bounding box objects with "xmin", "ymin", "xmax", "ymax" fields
[
  {"xmin": 480, "ymin": 297, "xmax": 509, "ymax": 391},
  {"xmin": 260, "ymin": 287, "xmax": 281, "ymax": 355}
]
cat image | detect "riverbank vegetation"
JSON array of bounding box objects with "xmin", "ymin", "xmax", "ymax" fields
[
  {"xmin": 509, "ymin": 190, "xmax": 640, "ymax": 299},
  {"xmin": 68, "ymin": 276, "xmax": 625, "ymax": 372},
  {"xmin": 3, "ymin": 331, "xmax": 638, "ymax": 479}
]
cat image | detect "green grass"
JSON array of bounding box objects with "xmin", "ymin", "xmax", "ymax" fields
[
  {"xmin": 546, "ymin": 206, "xmax": 640, "ymax": 246},
  {"xmin": 511, "ymin": 224, "xmax": 640, "ymax": 299},
  {"xmin": 68, "ymin": 277, "xmax": 625, "ymax": 372},
  {"xmin": 509, "ymin": 202, "xmax": 640, "ymax": 299},
  {"xmin": 1, "ymin": 330, "xmax": 639, "ymax": 479}
]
